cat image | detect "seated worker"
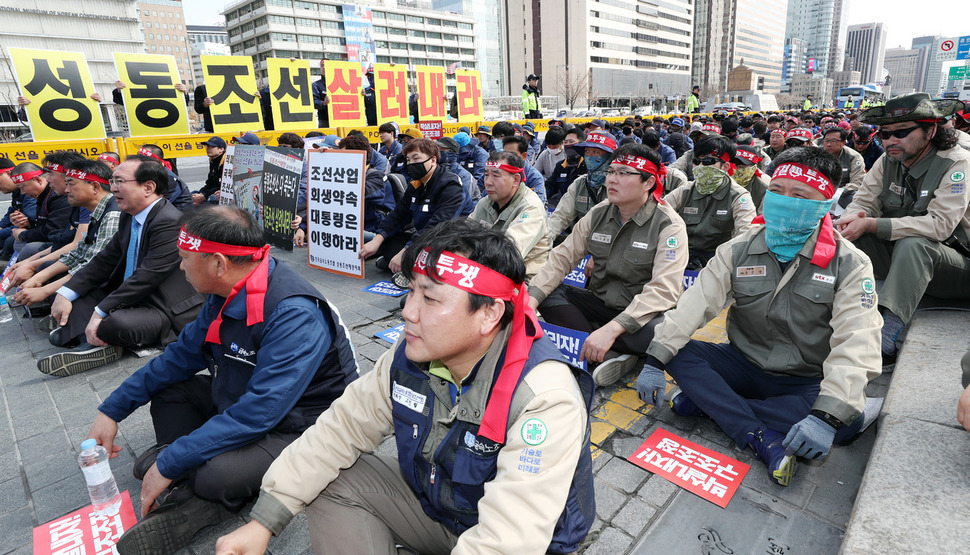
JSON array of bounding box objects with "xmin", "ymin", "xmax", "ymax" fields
[
  {"xmin": 389, "ymin": 128, "xmax": 424, "ymax": 177},
  {"xmin": 821, "ymin": 126, "xmax": 866, "ymax": 192},
  {"xmin": 502, "ymin": 135, "xmax": 547, "ymax": 205},
  {"xmin": 470, "ymin": 151, "xmax": 550, "ymax": 280},
  {"xmin": 663, "ymin": 136, "xmax": 755, "ymax": 269},
  {"xmin": 764, "ymin": 127, "xmax": 787, "ymax": 160},
  {"xmin": 359, "ymin": 138, "xmax": 467, "ymax": 273},
  {"xmin": 0, "ymin": 157, "xmax": 37, "ymax": 259},
  {"xmin": 6, "ymin": 153, "xmax": 82, "ymax": 261},
  {"xmin": 13, "ymin": 159, "xmax": 120, "ymax": 309},
  {"xmin": 215, "ymin": 219, "xmax": 595, "ymax": 555},
  {"xmin": 137, "ymin": 145, "xmax": 193, "ymax": 211},
  {"xmin": 848, "ymin": 125, "xmax": 884, "ymax": 172},
  {"xmin": 377, "ymin": 122, "xmax": 402, "ymax": 169},
  {"xmin": 636, "ymin": 147, "xmax": 883, "ymax": 487},
  {"xmin": 475, "ymin": 124, "xmax": 496, "ymax": 153},
  {"xmin": 437, "ymin": 136, "xmax": 480, "ymax": 205},
  {"xmin": 546, "ymin": 127, "xmax": 587, "ymax": 207},
  {"xmin": 85, "ymin": 205, "xmax": 360, "ymax": 554},
  {"xmin": 529, "ymin": 143, "xmax": 688, "ymax": 387},
  {"xmin": 644, "ymin": 130, "xmax": 676, "ymax": 166},
  {"xmin": 732, "ymin": 146, "xmax": 770, "ymax": 210},
  {"xmin": 454, "ymin": 131, "xmax": 488, "ymax": 194},
  {"xmin": 345, "ymin": 130, "xmax": 388, "ymax": 175},
  {"xmin": 837, "ymin": 93, "xmax": 970, "ymax": 364},
  {"xmin": 192, "ymin": 137, "xmax": 226, "ymax": 205},
  {"xmin": 39, "ymin": 157, "xmax": 205, "ymax": 376},
  {"xmin": 97, "ymin": 152, "xmax": 122, "ymax": 171},
  {"xmin": 546, "ymin": 131, "xmax": 616, "ymax": 240},
  {"xmin": 534, "ymin": 126, "xmax": 568, "ymax": 181},
  {"xmin": 670, "ymin": 123, "xmax": 721, "ymax": 180}
]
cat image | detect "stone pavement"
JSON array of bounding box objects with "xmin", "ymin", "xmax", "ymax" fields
[{"xmin": 0, "ymin": 241, "xmax": 940, "ymax": 555}]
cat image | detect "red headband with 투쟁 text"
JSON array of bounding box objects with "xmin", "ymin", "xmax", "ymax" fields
[
  {"xmin": 612, "ymin": 154, "xmax": 667, "ymax": 203},
  {"xmin": 177, "ymin": 226, "xmax": 271, "ymax": 345},
  {"xmin": 45, "ymin": 163, "xmax": 65, "ymax": 174},
  {"xmin": 485, "ymin": 160, "xmax": 525, "ymax": 181},
  {"xmin": 411, "ymin": 248, "xmax": 542, "ymax": 445},
  {"xmin": 65, "ymin": 168, "xmax": 109, "ymax": 185},
  {"xmin": 138, "ymin": 148, "xmax": 173, "ymax": 171},
  {"xmin": 12, "ymin": 170, "xmax": 44, "ymax": 184}
]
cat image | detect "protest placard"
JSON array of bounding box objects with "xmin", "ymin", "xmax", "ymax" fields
[
  {"xmin": 33, "ymin": 490, "xmax": 137, "ymax": 555},
  {"xmin": 364, "ymin": 280, "xmax": 408, "ymax": 297},
  {"xmin": 230, "ymin": 144, "xmax": 265, "ymax": 225},
  {"xmin": 628, "ymin": 428, "xmax": 750, "ymax": 508},
  {"xmin": 307, "ymin": 150, "xmax": 366, "ymax": 278},
  {"xmin": 541, "ymin": 322, "xmax": 589, "ymax": 370},
  {"xmin": 375, "ymin": 323, "xmax": 405, "ymax": 344},
  {"xmin": 113, "ymin": 53, "xmax": 190, "ymax": 137},
  {"xmin": 684, "ymin": 269, "xmax": 699, "ymax": 289},
  {"xmin": 564, "ymin": 255, "xmax": 591, "ymax": 288},
  {"xmin": 261, "ymin": 147, "xmax": 304, "ymax": 251},
  {"xmin": 219, "ymin": 145, "xmax": 236, "ymax": 206}
]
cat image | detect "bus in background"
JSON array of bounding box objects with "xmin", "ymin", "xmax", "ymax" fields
[
  {"xmin": 942, "ymin": 90, "xmax": 970, "ymax": 103},
  {"xmin": 836, "ymin": 85, "xmax": 886, "ymax": 110}
]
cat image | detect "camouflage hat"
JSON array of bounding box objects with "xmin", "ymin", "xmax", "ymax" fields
[{"xmin": 859, "ymin": 92, "xmax": 964, "ymax": 126}]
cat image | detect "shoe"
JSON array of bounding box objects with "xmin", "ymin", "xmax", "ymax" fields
[
  {"xmin": 134, "ymin": 444, "xmax": 168, "ymax": 480},
  {"xmin": 37, "ymin": 315, "xmax": 58, "ymax": 333},
  {"xmin": 391, "ymin": 272, "xmax": 410, "ymax": 289},
  {"xmin": 591, "ymin": 354, "xmax": 639, "ymax": 387},
  {"xmin": 667, "ymin": 387, "xmax": 708, "ymax": 418},
  {"xmin": 48, "ymin": 327, "xmax": 80, "ymax": 349},
  {"xmin": 881, "ymin": 351, "xmax": 897, "ymax": 374},
  {"xmin": 747, "ymin": 428, "xmax": 796, "ymax": 487},
  {"xmin": 375, "ymin": 256, "xmax": 389, "ymax": 271},
  {"xmin": 37, "ymin": 343, "xmax": 124, "ymax": 377},
  {"xmin": 115, "ymin": 489, "xmax": 232, "ymax": 555},
  {"xmin": 22, "ymin": 302, "xmax": 52, "ymax": 318}
]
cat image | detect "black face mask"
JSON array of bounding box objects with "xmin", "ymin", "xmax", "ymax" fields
[
  {"xmin": 406, "ymin": 158, "xmax": 430, "ymax": 180},
  {"xmin": 566, "ymin": 151, "xmax": 582, "ymax": 164}
]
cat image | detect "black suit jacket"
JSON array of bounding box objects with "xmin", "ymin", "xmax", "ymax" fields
[{"xmin": 64, "ymin": 198, "xmax": 203, "ymax": 329}]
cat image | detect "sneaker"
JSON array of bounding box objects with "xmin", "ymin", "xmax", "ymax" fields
[
  {"xmin": 116, "ymin": 490, "xmax": 232, "ymax": 555},
  {"xmin": 747, "ymin": 428, "xmax": 796, "ymax": 487},
  {"xmin": 37, "ymin": 343, "xmax": 124, "ymax": 377},
  {"xmin": 591, "ymin": 354, "xmax": 638, "ymax": 387},
  {"xmin": 667, "ymin": 387, "xmax": 708, "ymax": 418},
  {"xmin": 133, "ymin": 444, "xmax": 168, "ymax": 480}
]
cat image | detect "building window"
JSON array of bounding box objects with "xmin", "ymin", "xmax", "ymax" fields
[
  {"xmin": 427, "ymin": 18, "xmax": 441, "ymax": 26},
  {"xmin": 151, "ymin": 45, "xmax": 157, "ymax": 51},
  {"xmin": 322, "ymin": 20, "xmax": 344, "ymax": 30},
  {"xmin": 152, "ymin": 10, "xmax": 157, "ymax": 16},
  {"xmin": 324, "ymin": 36, "xmax": 346, "ymax": 46},
  {"xmin": 270, "ymin": 15, "xmax": 295, "ymax": 25},
  {"xmin": 144, "ymin": 10, "xmax": 149, "ymax": 15},
  {"xmin": 372, "ymin": 10, "xmax": 384, "ymax": 19},
  {"xmin": 295, "ymin": 1, "xmax": 317, "ymax": 9},
  {"xmin": 269, "ymin": 0, "xmax": 293, "ymax": 7},
  {"xmin": 296, "ymin": 17, "xmax": 318, "ymax": 27},
  {"xmin": 272, "ymin": 32, "xmax": 298, "ymax": 41},
  {"xmin": 406, "ymin": 15, "xmax": 424, "ymax": 23},
  {"xmin": 386, "ymin": 12, "xmax": 405, "ymax": 22},
  {"xmin": 426, "ymin": 31, "xmax": 441, "ymax": 39},
  {"xmin": 408, "ymin": 30, "xmax": 425, "ymax": 38},
  {"xmin": 148, "ymin": 33, "xmax": 154, "ymax": 39},
  {"xmin": 300, "ymin": 34, "xmax": 322, "ymax": 44}
]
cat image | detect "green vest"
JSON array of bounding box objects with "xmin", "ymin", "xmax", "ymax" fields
[
  {"xmin": 686, "ymin": 94, "xmax": 700, "ymax": 113},
  {"xmin": 677, "ymin": 178, "xmax": 740, "ymax": 252},
  {"xmin": 803, "ymin": 99, "xmax": 812, "ymax": 110}
]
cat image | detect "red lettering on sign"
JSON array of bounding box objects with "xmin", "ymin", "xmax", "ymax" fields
[{"xmin": 377, "ymin": 69, "xmax": 407, "ymax": 121}]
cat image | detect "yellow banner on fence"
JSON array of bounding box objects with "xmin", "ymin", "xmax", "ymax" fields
[
  {"xmin": 113, "ymin": 53, "xmax": 190, "ymax": 137},
  {"xmin": 8, "ymin": 48, "xmax": 106, "ymax": 142},
  {"xmin": 0, "ymin": 140, "xmax": 113, "ymax": 163},
  {"xmin": 267, "ymin": 58, "xmax": 315, "ymax": 131},
  {"xmin": 201, "ymin": 55, "xmax": 263, "ymax": 134}
]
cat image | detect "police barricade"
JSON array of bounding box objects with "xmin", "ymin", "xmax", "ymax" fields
[{"xmin": 115, "ymin": 129, "xmax": 340, "ymax": 160}]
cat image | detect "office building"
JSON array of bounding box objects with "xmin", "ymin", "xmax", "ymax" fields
[
  {"xmin": 187, "ymin": 25, "xmax": 231, "ymax": 86},
  {"xmin": 884, "ymin": 48, "xmax": 922, "ymax": 95},
  {"xmin": 785, "ymin": 0, "xmax": 848, "ymax": 77},
  {"xmin": 845, "ymin": 22, "xmax": 887, "ymax": 84},
  {"xmin": 431, "ymin": 0, "xmax": 505, "ymax": 97},
  {"xmin": 782, "ymin": 37, "xmax": 809, "ymax": 92},
  {"xmin": 137, "ymin": 0, "xmax": 193, "ymax": 86},
  {"xmin": 791, "ymin": 73, "xmax": 834, "ymax": 106},
  {"xmin": 830, "ymin": 70, "xmax": 861, "ymax": 95},
  {"xmin": 911, "ymin": 35, "xmax": 936, "ymax": 93}
]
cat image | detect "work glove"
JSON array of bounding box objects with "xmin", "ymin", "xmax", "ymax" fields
[
  {"xmin": 635, "ymin": 362, "xmax": 666, "ymax": 405},
  {"xmin": 783, "ymin": 415, "xmax": 836, "ymax": 460}
]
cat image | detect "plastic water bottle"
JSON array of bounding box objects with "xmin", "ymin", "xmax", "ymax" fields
[
  {"xmin": 78, "ymin": 439, "xmax": 122, "ymax": 516},
  {"xmin": 0, "ymin": 296, "xmax": 12, "ymax": 323}
]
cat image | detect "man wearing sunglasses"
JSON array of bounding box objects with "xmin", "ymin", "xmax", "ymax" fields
[
  {"xmin": 849, "ymin": 125, "xmax": 884, "ymax": 171},
  {"xmin": 838, "ymin": 93, "xmax": 970, "ymax": 366}
]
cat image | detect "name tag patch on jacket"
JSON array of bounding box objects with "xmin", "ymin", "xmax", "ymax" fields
[
  {"xmin": 716, "ymin": 210, "xmax": 728, "ymax": 215},
  {"xmin": 812, "ymin": 272, "xmax": 835, "ymax": 285},
  {"xmin": 632, "ymin": 241, "xmax": 649, "ymax": 249},
  {"xmin": 736, "ymin": 265, "xmax": 766, "ymax": 277},
  {"xmin": 591, "ymin": 232, "xmax": 612, "ymax": 243},
  {"xmin": 889, "ymin": 183, "xmax": 904, "ymax": 195},
  {"xmin": 920, "ymin": 190, "xmax": 929, "ymax": 197},
  {"xmin": 683, "ymin": 207, "xmax": 699, "ymax": 215},
  {"xmin": 392, "ymin": 382, "xmax": 427, "ymax": 413}
]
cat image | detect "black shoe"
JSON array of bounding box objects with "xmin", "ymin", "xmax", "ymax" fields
[
  {"xmin": 37, "ymin": 343, "xmax": 123, "ymax": 377},
  {"xmin": 48, "ymin": 327, "xmax": 80, "ymax": 349},
  {"xmin": 881, "ymin": 350, "xmax": 897, "ymax": 374},
  {"xmin": 134, "ymin": 444, "xmax": 168, "ymax": 480},
  {"xmin": 22, "ymin": 302, "xmax": 52, "ymax": 318},
  {"xmin": 375, "ymin": 256, "xmax": 389, "ymax": 271},
  {"xmin": 116, "ymin": 490, "xmax": 232, "ymax": 555}
]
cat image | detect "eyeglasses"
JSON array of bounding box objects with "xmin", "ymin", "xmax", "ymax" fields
[
  {"xmin": 878, "ymin": 126, "xmax": 920, "ymax": 141},
  {"xmin": 854, "ymin": 138, "xmax": 872, "ymax": 145},
  {"xmin": 692, "ymin": 157, "xmax": 722, "ymax": 166},
  {"xmin": 108, "ymin": 178, "xmax": 138, "ymax": 187},
  {"xmin": 605, "ymin": 169, "xmax": 643, "ymax": 177},
  {"xmin": 822, "ymin": 138, "xmax": 845, "ymax": 144}
]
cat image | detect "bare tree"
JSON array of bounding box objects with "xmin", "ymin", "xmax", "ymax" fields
[
  {"xmin": 586, "ymin": 69, "xmax": 601, "ymax": 110},
  {"xmin": 557, "ymin": 68, "xmax": 589, "ymax": 110},
  {"xmin": 776, "ymin": 93, "xmax": 796, "ymax": 111}
]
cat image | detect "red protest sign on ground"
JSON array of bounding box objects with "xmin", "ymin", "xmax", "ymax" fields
[
  {"xmin": 628, "ymin": 428, "xmax": 749, "ymax": 508},
  {"xmin": 34, "ymin": 490, "xmax": 137, "ymax": 555}
]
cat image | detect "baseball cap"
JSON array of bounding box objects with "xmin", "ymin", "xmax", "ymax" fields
[
  {"xmin": 732, "ymin": 146, "xmax": 763, "ymax": 167},
  {"xmin": 586, "ymin": 119, "xmax": 607, "ymax": 129},
  {"xmin": 436, "ymin": 137, "xmax": 460, "ymax": 154},
  {"xmin": 670, "ymin": 117, "xmax": 685, "ymax": 127},
  {"xmin": 527, "ymin": 73, "xmax": 540, "ymax": 81},
  {"xmin": 231, "ymin": 132, "xmax": 261, "ymax": 145},
  {"xmin": 203, "ymin": 136, "xmax": 227, "ymax": 148},
  {"xmin": 453, "ymin": 132, "xmax": 472, "ymax": 148},
  {"xmin": 700, "ymin": 123, "xmax": 721, "ymax": 136},
  {"xmin": 475, "ymin": 125, "xmax": 492, "ymax": 136},
  {"xmin": 572, "ymin": 131, "xmax": 617, "ymax": 153},
  {"xmin": 402, "ymin": 128, "xmax": 424, "ymax": 140},
  {"xmin": 522, "ymin": 123, "xmax": 536, "ymax": 136},
  {"xmin": 786, "ymin": 128, "xmax": 813, "ymax": 142},
  {"xmin": 312, "ymin": 134, "xmax": 341, "ymax": 149}
]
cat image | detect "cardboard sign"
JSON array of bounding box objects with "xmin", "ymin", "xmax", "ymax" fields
[
  {"xmin": 261, "ymin": 147, "xmax": 304, "ymax": 251},
  {"xmin": 683, "ymin": 269, "xmax": 699, "ymax": 289},
  {"xmin": 267, "ymin": 58, "xmax": 314, "ymax": 131},
  {"xmin": 364, "ymin": 280, "xmax": 408, "ymax": 297},
  {"xmin": 307, "ymin": 150, "xmax": 366, "ymax": 278},
  {"xmin": 33, "ymin": 490, "xmax": 137, "ymax": 555},
  {"xmin": 564, "ymin": 255, "xmax": 591, "ymax": 288},
  {"xmin": 230, "ymin": 144, "xmax": 265, "ymax": 225},
  {"xmin": 325, "ymin": 61, "xmax": 365, "ymax": 127},
  {"xmin": 628, "ymin": 428, "xmax": 750, "ymax": 508},
  {"xmin": 455, "ymin": 69, "xmax": 484, "ymax": 123},
  {"xmin": 374, "ymin": 63, "xmax": 409, "ymax": 127},
  {"xmin": 8, "ymin": 48, "xmax": 106, "ymax": 142},
  {"xmin": 202, "ymin": 55, "xmax": 263, "ymax": 133},
  {"xmin": 219, "ymin": 145, "xmax": 236, "ymax": 205},
  {"xmin": 418, "ymin": 121, "xmax": 443, "ymax": 140},
  {"xmin": 113, "ymin": 53, "xmax": 190, "ymax": 137},
  {"xmin": 375, "ymin": 322, "xmax": 405, "ymax": 344},
  {"xmin": 415, "ymin": 65, "xmax": 446, "ymax": 122},
  {"xmin": 541, "ymin": 322, "xmax": 589, "ymax": 370}
]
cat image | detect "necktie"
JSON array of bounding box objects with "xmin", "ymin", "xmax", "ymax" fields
[{"xmin": 124, "ymin": 219, "xmax": 142, "ymax": 280}]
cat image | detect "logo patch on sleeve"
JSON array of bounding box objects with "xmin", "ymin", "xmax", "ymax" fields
[
  {"xmin": 665, "ymin": 235, "xmax": 679, "ymax": 248},
  {"xmin": 521, "ymin": 419, "xmax": 548, "ymax": 445},
  {"xmin": 950, "ymin": 170, "xmax": 965, "ymax": 182},
  {"xmin": 861, "ymin": 278, "xmax": 875, "ymax": 294}
]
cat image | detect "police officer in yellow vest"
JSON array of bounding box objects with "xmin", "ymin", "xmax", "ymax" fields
[
  {"xmin": 636, "ymin": 147, "xmax": 882, "ymax": 487},
  {"xmin": 529, "ymin": 143, "xmax": 688, "ymax": 387},
  {"xmin": 845, "ymin": 96, "xmax": 855, "ymax": 110},
  {"xmin": 803, "ymin": 94, "xmax": 813, "ymax": 111},
  {"xmin": 522, "ymin": 74, "xmax": 542, "ymax": 119},
  {"xmin": 837, "ymin": 93, "xmax": 970, "ymax": 365},
  {"xmin": 686, "ymin": 85, "xmax": 701, "ymax": 114}
]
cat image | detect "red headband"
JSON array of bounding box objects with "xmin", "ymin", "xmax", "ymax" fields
[
  {"xmin": 177, "ymin": 226, "xmax": 271, "ymax": 345},
  {"xmin": 786, "ymin": 128, "xmax": 812, "ymax": 141},
  {"xmin": 702, "ymin": 123, "xmax": 720, "ymax": 133},
  {"xmin": 65, "ymin": 168, "xmax": 109, "ymax": 185},
  {"xmin": 138, "ymin": 148, "xmax": 173, "ymax": 171},
  {"xmin": 485, "ymin": 160, "xmax": 525, "ymax": 181},
  {"xmin": 734, "ymin": 149, "xmax": 762, "ymax": 165},
  {"xmin": 46, "ymin": 163, "xmax": 65, "ymax": 174},
  {"xmin": 98, "ymin": 153, "xmax": 118, "ymax": 163},
  {"xmin": 0, "ymin": 167, "xmax": 12, "ymax": 175},
  {"xmin": 412, "ymin": 248, "xmax": 542, "ymax": 445},
  {"xmin": 613, "ymin": 154, "xmax": 667, "ymax": 203},
  {"xmin": 12, "ymin": 170, "xmax": 44, "ymax": 184},
  {"xmin": 584, "ymin": 132, "xmax": 617, "ymax": 150}
]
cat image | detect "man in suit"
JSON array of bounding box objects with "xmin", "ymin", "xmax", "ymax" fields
[{"xmin": 39, "ymin": 158, "xmax": 205, "ymax": 377}]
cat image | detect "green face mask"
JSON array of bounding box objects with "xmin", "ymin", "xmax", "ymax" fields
[
  {"xmin": 693, "ymin": 165, "xmax": 728, "ymax": 195},
  {"xmin": 734, "ymin": 165, "xmax": 758, "ymax": 188}
]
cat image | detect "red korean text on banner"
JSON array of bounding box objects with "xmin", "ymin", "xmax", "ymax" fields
[
  {"xmin": 374, "ymin": 63, "xmax": 409, "ymax": 127},
  {"xmin": 33, "ymin": 490, "xmax": 137, "ymax": 555},
  {"xmin": 418, "ymin": 121, "xmax": 443, "ymax": 140},
  {"xmin": 325, "ymin": 61, "xmax": 365, "ymax": 127},
  {"xmin": 627, "ymin": 428, "xmax": 750, "ymax": 508},
  {"xmin": 415, "ymin": 65, "xmax": 446, "ymax": 122},
  {"xmin": 455, "ymin": 69, "xmax": 483, "ymax": 123}
]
